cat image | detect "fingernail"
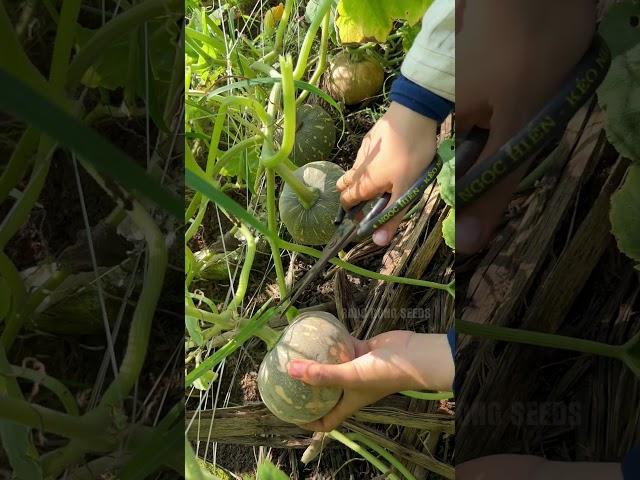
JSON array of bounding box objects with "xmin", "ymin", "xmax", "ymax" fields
[
  {"xmin": 288, "ymin": 360, "xmax": 306, "ymax": 378},
  {"xmin": 372, "ymin": 230, "xmax": 389, "ymax": 246}
]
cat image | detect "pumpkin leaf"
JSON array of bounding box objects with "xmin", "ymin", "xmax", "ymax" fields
[
  {"xmin": 438, "ymin": 137, "xmax": 455, "ymax": 163},
  {"xmin": 219, "ymin": 144, "xmax": 260, "ymax": 193},
  {"xmin": 610, "ymin": 164, "xmax": 640, "ymax": 268},
  {"xmin": 256, "ymin": 458, "xmax": 289, "ymax": 480},
  {"xmin": 437, "ymin": 138, "xmax": 455, "ymax": 207},
  {"xmin": 397, "ymin": 21, "xmax": 421, "ymax": 53},
  {"xmin": 78, "ymin": 19, "xmax": 178, "ymax": 132},
  {"xmin": 597, "ymin": 42, "xmax": 640, "ymax": 162},
  {"xmin": 185, "ymin": 315, "xmax": 205, "ymax": 347},
  {"xmin": 442, "ymin": 208, "xmax": 455, "ymax": 250},
  {"xmin": 336, "ymin": 0, "xmax": 431, "ymax": 43},
  {"xmin": 193, "ymin": 370, "xmax": 217, "ymax": 391},
  {"xmin": 598, "ymin": 1, "xmax": 640, "ymax": 58}
]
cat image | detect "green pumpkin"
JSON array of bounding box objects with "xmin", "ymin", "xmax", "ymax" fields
[
  {"xmin": 257, "ymin": 311, "xmax": 354, "ymax": 424},
  {"xmin": 278, "ymin": 161, "xmax": 344, "ymax": 245},
  {"xmin": 291, "ymin": 104, "xmax": 336, "ymax": 166}
]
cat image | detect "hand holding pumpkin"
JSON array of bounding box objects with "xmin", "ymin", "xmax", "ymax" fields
[
  {"xmin": 336, "ymin": 101, "xmax": 438, "ymax": 247},
  {"xmin": 287, "ymin": 330, "xmax": 454, "ymax": 432}
]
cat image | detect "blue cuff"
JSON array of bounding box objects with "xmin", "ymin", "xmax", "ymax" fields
[
  {"xmin": 447, "ymin": 328, "xmax": 457, "ymax": 395},
  {"xmin": 389, "ymin": 74, "xmax": 453, "ymax": 124},
  {"xmin": 447, "ymin": 328, "xmax": 456, "ymax": 357},
  {"xmin": 623, "ymin": 445, "xmax": 640, "ymax": 479}
]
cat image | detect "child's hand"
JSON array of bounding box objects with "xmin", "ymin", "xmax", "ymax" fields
[
  {"xmin": 287, "ymin": 331, "xmax": 454, "ymax": 432},
  {"xmin": 336, "ymin": 102, "xmax": 438, "ymax": 246}
]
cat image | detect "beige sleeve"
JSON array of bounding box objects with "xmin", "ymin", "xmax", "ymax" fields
[{"xmin": 400, "ymin": 0, "xmax": 455, "ymax": 102}]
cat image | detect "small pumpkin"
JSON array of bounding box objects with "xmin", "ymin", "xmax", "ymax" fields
[
  {"xmin": 278, "ymin": 161, "xmax": 344, "ymax": 245},
  {"xmin": 257, "ymin": 311, "xmax": 354, "ymax": 424},
  {"xmin": 192, "ymin": 248, "xmax": 238, "ymax": 280},
  {"xmin": 291, "ymin": 104, "xmax": 336, "ymax": 166},
  {"xmin": 326, "ymin": 51, "xmax": 384, "ymax": 105}
]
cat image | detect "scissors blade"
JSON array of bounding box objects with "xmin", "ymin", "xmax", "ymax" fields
[{"xmin": 283, "ymin": 220, "xmax": 358, "ymax": 309}]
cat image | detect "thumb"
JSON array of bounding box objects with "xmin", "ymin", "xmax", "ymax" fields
[{"xmin": 288, "ymin": 359, "xmax": 360, "ymax": 388}]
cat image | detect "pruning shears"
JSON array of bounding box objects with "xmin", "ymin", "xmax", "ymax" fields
[
  {"xmin": 456, "ymin": 34, "xmax": 611, "ymax": 208},
  {"xmin": 277, "ymin": 154, "xmax": 444, "ymax": 314}
]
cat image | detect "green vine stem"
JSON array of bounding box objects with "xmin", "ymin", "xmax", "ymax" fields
[
  {"xmin": 261, "ymin": 55, "xmax": 319, "ymax": 207},
  {"xmin": 255, "ymin": 66, "xmax": 291, "ymax": 317},
  {"xmin": 7, "ymin": 365, "xmax": 80, "ymax": 416},
  {"xmin": 273, "ymin": 163, "xmax": 319, "ymax": 209},
  {"xmin": 292, "ymin": 0, "xmax": 334, "ymax": 81},
  {"xmin": 261, "ymin": 55, "xmax": 295, "ymax": 170},
  {"xmin": 0, "ymin": 252, "xmax": 26, "ymax": 315},
  {"xmin": 296, "ymin": 10, "xmax": 330, "ymax": 106},
  {"xmin": 199, "ymin": 321, "xmax": 280, "ymax": 350},
  {"xmin": 280, "ymin": 239, "xmax": 455, "ymax": 295},
  {"xmin": 226, "ymin": 224, "xmax": 256, "ymax": 312},
  {"xmin": 457, "ymin": 319, "xmax": 623, "ymax": 359},
  {"xmin": 0, "ymin": 395, "xmax": 110, "ymax": 450},
  {"xmin": 347, "ymin": 433, "xmax": 415, "ymax": 480},
  {"xmin": 98, "ymin": 197, "xmax": 167, "ymax": 408},
  {"xmin": 266, "ymin": 167, "xmax": 290, "ymax": 310},
  {"xmin": 185, "ymin": 305, "xmax": 234, "ymax": 330},
  {"xmin": 328, "ymin": 430, "xmax": 396, "ymax": 480}
]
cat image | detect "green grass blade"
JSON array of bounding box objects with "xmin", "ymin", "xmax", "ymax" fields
[
  {"xmin": 203, "ymin": 77, "xmax": 343, "ymax": 116},
  {"xmin": 0, "ymin": 67, "xmax": 181, "ymax": 219}
]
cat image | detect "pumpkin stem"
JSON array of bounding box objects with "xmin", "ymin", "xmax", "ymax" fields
[
  {"xmin": 275, "ymin": 162, "xmax": 320, "ymax": 209},
  {"xmin": 253, "ymin": 324, "xmax": 282, "ymax": 349}
]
